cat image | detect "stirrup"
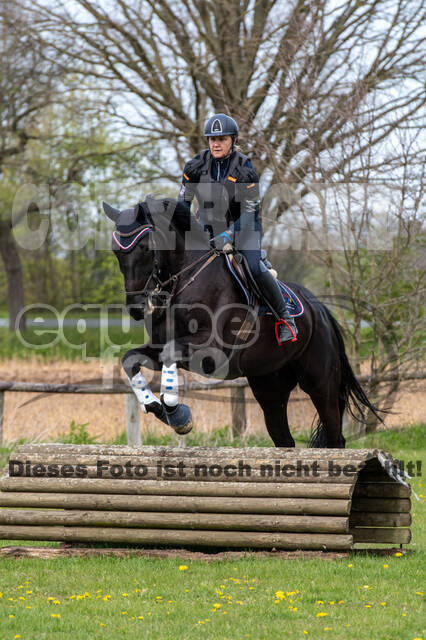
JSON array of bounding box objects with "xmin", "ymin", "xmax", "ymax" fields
[{"xmin": 275, "ymin": 319, "xmax": 297, "ymax": 345}]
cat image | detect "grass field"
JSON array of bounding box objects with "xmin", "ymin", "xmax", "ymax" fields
[{"xmin": 0, "ymin": 426, "xmax": 424, "ymax": 640}]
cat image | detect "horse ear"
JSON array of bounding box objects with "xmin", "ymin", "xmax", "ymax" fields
[{"xmin": 102, "ymin": 201, "xmax": 120, "ymax": 222}]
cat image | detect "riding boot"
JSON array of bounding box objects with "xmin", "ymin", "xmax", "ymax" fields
[{"xmin": 255, "ymin": 269, "xmax": 298, "ymax": 344}]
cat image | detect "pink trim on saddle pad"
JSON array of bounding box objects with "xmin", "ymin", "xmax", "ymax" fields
[{"xmin": 112, "ymin": 227, "xmax": 151, "ymax": 250}]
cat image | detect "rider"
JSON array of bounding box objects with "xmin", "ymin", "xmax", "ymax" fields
[{"xmin": 178, "ymin": 113, "xmax": 297, "ymax": 344}]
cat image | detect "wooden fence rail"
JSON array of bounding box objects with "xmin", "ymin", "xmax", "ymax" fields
[{"xmin": 0, "ymin": 372, "xmax": 423, "ymax": 446}]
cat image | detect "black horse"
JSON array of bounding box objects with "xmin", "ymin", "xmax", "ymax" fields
[{"xmin": 103, "ymin": 196, "xmax": 381, "ymax": 448}]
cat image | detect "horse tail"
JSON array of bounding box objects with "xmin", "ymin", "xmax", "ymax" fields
[{"xmin": 308, "ymin": 305, "xmax": 384, "ymax": 447}]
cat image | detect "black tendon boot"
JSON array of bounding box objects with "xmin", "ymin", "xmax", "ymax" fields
[{"xmin": 255, "ymin": 269, "xmax": 298, "ymax": 344}]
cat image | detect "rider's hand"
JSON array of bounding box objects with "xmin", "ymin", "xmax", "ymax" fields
[{"xmin": 211, "ymin": 231, "xmax": 233, "ymax": 251}]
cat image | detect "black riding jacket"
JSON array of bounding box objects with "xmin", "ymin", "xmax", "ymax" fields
[{"xmin": 178, "ymin": 149, "xmax": 261, "ymax": 245}]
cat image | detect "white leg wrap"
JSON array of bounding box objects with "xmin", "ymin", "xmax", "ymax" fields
[
  {"xmin": 161, "ymin": 363, "xmax": 179, "ymax": 407},
  {"xmin": 130, "ymin": 372, "xmax": 160, "ymax": 413}
]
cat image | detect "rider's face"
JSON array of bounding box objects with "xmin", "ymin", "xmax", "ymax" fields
[{"xmin": 209, "ymin": 135, "xmax": 233, "ymax": 159}]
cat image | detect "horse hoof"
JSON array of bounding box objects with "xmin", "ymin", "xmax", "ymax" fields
[
  {"xmin": 162, "ymin": 402, "xmax": 192, "ymax": 433},
  {"xmin": 173, "ymin": 420, "xmax": 193, "ymax": 435}
]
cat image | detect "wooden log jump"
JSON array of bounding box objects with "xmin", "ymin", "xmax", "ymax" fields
[{"xmin": 0, "ymin": 444, "xmax": 412, "ymax": 550}]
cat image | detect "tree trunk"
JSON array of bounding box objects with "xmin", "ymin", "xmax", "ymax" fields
[{"xmin": 0, "ymin": 219, "xmax": 26, "ymax": 332}]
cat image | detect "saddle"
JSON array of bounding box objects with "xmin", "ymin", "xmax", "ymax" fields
[{"xmin": 225, "ymin": 251, "xmax": 304, "ymax": 318}]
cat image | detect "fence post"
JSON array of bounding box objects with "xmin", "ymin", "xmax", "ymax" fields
[
  {"xmin": 0, "ymin": 390, "xmax": 4, "ymax": 446},
  {"xmin": 125, "ymin": 393, "xmax": 141, "ymax": 446},
  {"xmin": 231, "ymin": 386, "xmax": 246, "ymax": 437}
]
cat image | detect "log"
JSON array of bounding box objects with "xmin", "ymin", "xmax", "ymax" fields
[
  {"xmin": 0, "ymin": 477, "xmax": 354, "ymax": 499},
  {"xmin": 349, "ymin": 513, "xmax": 411, "ymax": 527},
  {"xmin": 3, "ymin": 466, "xmax": 358, "ymax": 483},
  {"xmin": 14, "ymin": 444, "xmax": 383, "ymax": 459},
  {"xmin": 8, "ymin": 453, "xmax": 368, "ymax": 468},
  {"xmin": 0, "ymin": 492, "xmax": 351, "ymax": 515},
  {"xmin": 0, "ymin": 445, "xmax": 411, "ymax": 551},
  {"xmin": 351, "ymin": 498, "xmax": 411, "ymax": 513},
  {"xmin": 351, "ymin": 528, "xmax": 411, "ymax": 544},
  {"xmin": 0, "ymin": 525, "xmax": 353, "ymax": 549},
  {"xmin": 0, "ymin": 509, "xmax": 349, "ymax": 533},
  {"xmin": 353, "ymin": 483, "xmax": 411, "ymax": 498}
]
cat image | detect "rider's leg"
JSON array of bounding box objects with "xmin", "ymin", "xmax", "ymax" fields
[{"xmin": 241, "ymin": 251, "xmax": 298, "ymax": 344}]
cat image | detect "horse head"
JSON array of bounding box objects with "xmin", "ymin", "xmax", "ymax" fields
[{"xmin": 103, "ymin": 200, "xmax": 155, "ymax": 320}]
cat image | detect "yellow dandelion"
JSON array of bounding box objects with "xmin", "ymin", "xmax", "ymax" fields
[
  {"xmin": 121, "ymin": 611, "xmax": 127, "ymax": 615},
  {"xmin": 383, "ymin": 564, "xmax": 389, "ymax": 568},
  {"xmin": 365, "ymin": 604, "xmax": 372, "ymax": 608},
  {"xmin": 18, "ymin": 585, "xmax": 24, "ymax": 589},
  {"xmin": 347, "ymin": 564, "xmax": 353, "ymax": 568},
  {"xmin": 249, "ymin": 586, "xmax": 255, "ymax": 590},
  {"xmin": 184, "ymin": 589, "xmax": 189, "ymax": 592},
  {"xmin": 134, "ymin": 588, "xmax": 140, "ymax": 593},
  {"xmin": 51, "ymin": 613, "xmax": 61, "ymax": 618},
  {"xmin": 99, "ymin": 623, "xmax": 105, "ymax": 627},
  {"xmin": 178, "ymin": 565, "xmax": 188, "ymax": 571},
  {"xmin": 9, "ymin": 614, "xmax": 15, "ymax": 618},
  {"xmin": 329, "ymin": 601, "xmax": 335, "ymax": 605},
  {"xmin": 303, "ymin": 631, "xmax": 309, "ymax": 635},
  {"xmin": 380, "ymin": 602, "xmax": 386, "ymax": 606},
  {"xmin": 395, "ymin": 552, "xmax": 403, "ymax": 557},
  {"xmin": 53, "ymin": 600, "xmax": 60, "ymax": 605},
  {"xmin": 220, "ymin": 584, "xmax": 226, "ymax": 588},
  {"xmin": 324, "ymin": 628, "xmax": 332, "ymax": 631},
  {"xmin": 26, "ymin": 606, "xmax": 32, "ymax": 609},
  {"xmin": 338, "ymin": 600, "xmax": 345, "ymax": 604},
  {"xmin": 19, "ymin": 596, "xmax": 25, "ymax": 601},
  {"xmin": 14, "ymin": 636, "xmax": 21, "ymax": 639},
  {"xmin": 316, "ymin": 612, "xmax": 327, "ymax": 617},
  {"xmin": 122, "ymin": 593, "xmax": 128, "ymax": 597},
  {"xmin": 316, "ymin": 600, "xmax": 324, "ymax": 604},
  {"xmin": 138, "ymin": 616, "xmax": 144, "ymax": 620},
  {"xmin": 415, "ymin": 592, "xmax": 423, "ymax": 596},
  {"xmin": 198, "ymin": 621, "xmax": 205, "ymax": 624},
  {"xmin": 26, "ymin": 590, "xmax": 32, "ymax": 594}
]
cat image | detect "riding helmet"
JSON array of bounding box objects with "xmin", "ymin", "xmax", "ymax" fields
[{"xmin": 204, "ymin": 113, "xmax": 239, "ymax": 137}]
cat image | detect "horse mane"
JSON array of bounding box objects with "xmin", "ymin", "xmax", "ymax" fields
[{"xmin": 141, "ymin": 196, "xmax": 209, "ymax": 249}]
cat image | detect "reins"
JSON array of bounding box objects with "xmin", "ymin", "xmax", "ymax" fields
[{"xmin": 122, "ymin": 224, "xmax": 219, "ymax": 302}]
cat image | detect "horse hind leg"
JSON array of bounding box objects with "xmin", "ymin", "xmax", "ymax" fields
[
  {"xmin": 247, "ymin": 370, "xmax": 297, "ymax": 447},
  {"xmin": 308, "ymin": 390, "xmax": 344, "ymax": 448}
]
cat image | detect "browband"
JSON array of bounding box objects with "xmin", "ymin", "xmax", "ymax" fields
[{"xmin": 112, "ymin": 226, "xmax": 152, "ymax": 251}]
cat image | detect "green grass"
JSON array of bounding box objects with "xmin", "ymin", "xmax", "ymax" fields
[
  {"xmin": 0, "ymin": 424, "xmax": 424, "ymax": 639},
  {"xmin": 0, "ymin": 552, "xmax": 424, "ymax": 640},
  {"xmin": 0, "ymin": 325, "xmax": 146, "ymax": 360}
]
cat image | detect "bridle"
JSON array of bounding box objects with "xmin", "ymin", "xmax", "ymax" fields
[{"xmin": 113, "ymin": 224, "xmax": 219, "ymax": 309}]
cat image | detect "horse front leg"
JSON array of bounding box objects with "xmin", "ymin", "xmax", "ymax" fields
[{"xmin": 122, "ymin": 345, "xmax": 192, "ymax": 435}]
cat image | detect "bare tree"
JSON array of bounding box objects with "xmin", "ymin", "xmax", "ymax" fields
[
  {"xmin": 0, "ymin": 0, "xmax": 59, "ymax": 330},
  {"xmin": 28, "ymin": 0, "xmax": 425, "ymax": 183}
]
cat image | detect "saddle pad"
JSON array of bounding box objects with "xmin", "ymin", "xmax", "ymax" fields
[{"xmin": 225, "ymin": 255, "xmax": 304, "ymax": 318}]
